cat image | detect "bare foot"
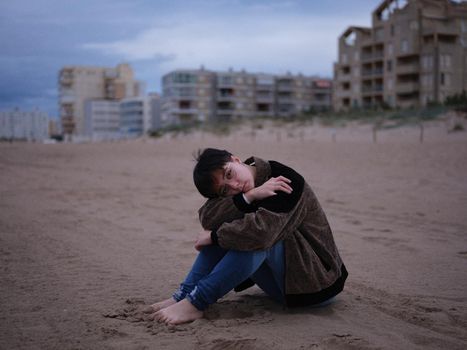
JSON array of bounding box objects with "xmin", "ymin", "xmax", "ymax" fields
[
  {"xmin": 153, "ymin": 299, "xmax": 203, "ymax": 325},
  {"xmin": 143, "ymin": 297, "xmax": 177, "ymax": 314}
]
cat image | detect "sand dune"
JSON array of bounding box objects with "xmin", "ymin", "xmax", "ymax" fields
[{"xmin": 1, "ymin": 121, "xmax": 466, "ymax": 349}]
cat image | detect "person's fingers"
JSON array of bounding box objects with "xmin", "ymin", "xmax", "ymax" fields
[{"xmin": 276, "ymin": 176, "xmax": 291, "ymax": 183}]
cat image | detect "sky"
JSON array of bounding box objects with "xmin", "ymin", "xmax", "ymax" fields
[{"xmin": 0, "ymin": 0, "xmax": 383, "ymax": 117}]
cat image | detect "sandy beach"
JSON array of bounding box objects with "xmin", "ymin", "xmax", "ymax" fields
[{"xmin": 1, "ymin": 120, "xmax": 467, "ymax": 349}]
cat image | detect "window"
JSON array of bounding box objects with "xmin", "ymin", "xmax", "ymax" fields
[
  {"xmin": 401, "ymin": 39, "xmax": 409, "ymax": 53},
  {"xmin": 387, "ymin": 78, "xmax": 394, "ymax": 90},
  {"xmin": 441, "ymin": 73, "xmax": 451, "ymax": 87},
  {"xmin": 410, "ymin": 21, "xmax": 419, "ymax": 31},
  {"xmin": 422, "ymin": 74, "xmax": 433, "ymax": 87},
  {"xmin": 440, "ymin": 54, "xmax": 452, "ymax": 69},
  {"xmin": 387, "ymin": 43, "xmax": 394, "ymax": 56},
  {"xmin": 353, "ymin": 83, "xmax": 360, "ymax": 94},
  {"xmin": 375, "ymin": 28, "xmax": 384, "ymax": 41},
  {"xmin": 341, "ymin": 53, "xmax": 348, "ymax": 64},
  {"xmin": 422, "ymin": 55, "xmax": 433, "ymax": 69},
  {"xmin": 390, "ymin": 24, "xmax": 395, "ymax": 36},
  {"xmin": 354, "ymin": 51, "xmax": 360, "ymax": 61},
  {"xmin": 345, "ymin": 32, "xmax": 356, "ymax": 46},
  {"xmin": 354, "ymin": 67, "xmax": 360, "ymax": 77},
  {"xmin": 387, "ymin": 60, "xmax": 393, "ymax": 72}
]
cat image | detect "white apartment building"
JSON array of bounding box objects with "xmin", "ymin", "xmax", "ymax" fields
[
  {"xmin": 120, "ymin": 97, "xmax": 152, "ymax": 137},
  {"xmin": 0, "ymin": 108, "xmax": 49, "ymax": 142},
  {"xmin": 84, "ymin": 100, "xmax": 120, "ymax": 141}
]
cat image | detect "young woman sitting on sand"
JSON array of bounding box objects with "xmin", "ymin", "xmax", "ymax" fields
[{"xmin": 146, "ymin": 148, "xmax": 348, "ymax": 325}]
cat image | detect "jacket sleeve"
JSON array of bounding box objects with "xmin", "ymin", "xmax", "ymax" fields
[
  {"xmin": 198, "ymin": 196, "xmax": 245, "ymax": 231},
  {"xmin": 214, "ymin": 188, "xmax": 309, "ymax": 251}
]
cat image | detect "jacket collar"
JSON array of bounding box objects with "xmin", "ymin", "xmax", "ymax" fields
[{"xmin": 244, "ymin": 156, "xmax": 271, "ymax": 188}]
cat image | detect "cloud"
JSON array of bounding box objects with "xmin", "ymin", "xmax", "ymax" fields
[{"xmin": 81, "ymin": 12, "xmax": 367, "ymax": 77}]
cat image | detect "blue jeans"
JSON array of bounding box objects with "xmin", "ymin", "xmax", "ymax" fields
[{"xmin": 173, "ymin": 241, "xmax": 285, "ymax": 311}]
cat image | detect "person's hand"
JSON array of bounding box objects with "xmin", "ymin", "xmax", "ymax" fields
[
  {"xmin": 244, "ymin": 176, "xmax": 292, "ymax": 202},
  {"xmin": 194, "ymin": 230, "xmax": 212, "ymax": 251}
]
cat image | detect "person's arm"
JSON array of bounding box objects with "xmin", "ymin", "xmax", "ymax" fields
[
  {"xmin": 211, "ymin": 164, "xmax": 308, "ymax": 251},
  {"xmin": 196, "ymin": 175, "xmax": 294, "ymax": 250}
]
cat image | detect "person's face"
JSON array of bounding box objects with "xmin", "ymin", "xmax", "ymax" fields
[{"xmin": 212, "ymin": 156, "xmax": 255, "ymax": 197}]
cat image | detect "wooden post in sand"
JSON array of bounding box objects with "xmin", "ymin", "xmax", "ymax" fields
[
  {"xmin": 372, "ymin": 125, "xmax": 378, "ymax": 144},
  {"xmin": 419, "ymin": 122, "xmax": 424, "ymax": 143}
]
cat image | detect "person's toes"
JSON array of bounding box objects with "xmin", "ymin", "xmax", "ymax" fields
[{"xmin": 155, "ymin": 310, "xmax": 166, "ymax": 322}]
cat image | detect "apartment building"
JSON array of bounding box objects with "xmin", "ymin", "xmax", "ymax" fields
[
  {"xmin": 161, "ymin": 68, "xmax": 216, "ymax": 125},
  {"xmin": 84, "ymin": 100, "xmax": 120, "ymax": 141},
  {"xmin": 0, "ymin": 108, "xmax": 49, "ymax": 142},
  {"xmin": 215, "ymin": 69, "xmax": 256, "ymax": 120},
  {"xmin": 255, "ymin": 74, "xmax": 276, "ymax": 118},
  {"xmin": 333, "ymin": 0, "xmax": 467, "ymax": 110},
  {"xmin": 120, "ymin": 95, "xmax": 160, "ymax": 137},
  {"xmin": 162, "ymin": 68, "xmax": 332, "ymax": 123},
  {"xmin": 58, "ymin": 63, "xmax": 144, "ymax": 137}
]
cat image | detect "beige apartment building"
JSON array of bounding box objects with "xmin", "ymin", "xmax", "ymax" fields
[
  {"xmin": 58, "ymin": 63, "xmax": 143, "ymax": 136},
  {"xmin": 333, "ymin": 0, "xmax": 467, "ymax": 110},
  {"xmin": 162, "ymin": 68, "xmax": 332, "ymax": 124}
]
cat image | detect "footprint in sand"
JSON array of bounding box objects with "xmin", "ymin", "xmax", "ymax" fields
[
  {"xmin": 100, "ymin": 327, "xmax": 128, "ymax": 340},
  {"xmin": 198, "ymin": 338, "xmax": 263, "ymax": 350}
]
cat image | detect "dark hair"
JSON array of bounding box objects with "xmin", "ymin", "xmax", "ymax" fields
[{"xmin": 193, "ymin": 148, "xmax": 232, "ymax": 198}]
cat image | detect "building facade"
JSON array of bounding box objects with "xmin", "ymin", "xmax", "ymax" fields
[
  {"xmin": 162, "ymin": 68, "xmax": 332, "ymax": 124},
  {"xmin": 0, "ymin": 108, "xmax": 50, "ymax": 142},
  {"xmin": 333, "ymin": 0, "xmax": 467, "ymax": 110},
  {"xmin": 58, "ymin": 63, "xmax": 144, "ymax": 137},
  {"xmin": 84, "ymin": 100, "xmax": 121, "ymax": 141},
  {"xmin": 161, "ymin": 69, "xmax": 216, "ymax": 125}
]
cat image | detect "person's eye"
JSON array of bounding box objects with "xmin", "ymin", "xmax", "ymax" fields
[{"xmin": 226, "ymin": 169, "xmax": 232, "ymax": 179}]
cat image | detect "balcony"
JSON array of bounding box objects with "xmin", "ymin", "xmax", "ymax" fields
[
  {"xmin": 396, "ymin": 63, "xmax": 420, "ymax": 75},
  {"xmin": 334, "ymin": 90, "xmax": 351, "ymax": 98},
  {"xmin": 277, "ymin": 84, "xmax": 294, "ymax": 92},
  {"xmin": 362, "ymin": 53, "xmax": 373, "ymax": 62},
  {"xmin": 60, "ymin": 95, "xmax": 75, "ymax": 104},
  {"xmin": 362, "ymin": 68, "xmax": 383, "ymax": 77},
  {"xmin": 255, "ymin": 95, "xmax": 274, "ymax": 103},
  {"xmin": 173, "ymin": 108, "xmax": 198, "ymax": 115},
  {"xmin": 59, "ymin": 75, "xmax": 73, "ymax": 86},
  {"xmin": 396, "ymin": 82, "xmax": 419, "ymax": 94},
  {"xmin": 256, "ymin": 110, "xmax": 274, "ymax": 117},
  {"xmin": 217, "ymin": 93, "xmax": 235, "ymax": 101},
  {"xmin": 422, "ymin": 22, "xmax": 458, "ymax": 37},
  {"xmin": 362, "ymin": 86, "xmax": 374, "ymax": 95},
  {"xmin": 373, "ymin": 51, "xmax": 384, "ymax": 61},
  {"xmin": 337, "ymin": 73, "xmax": 351, "ymax": 82},
  {"xmin": 277, "ymin": 95, "xmax": 295, "ymax": 103}
]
